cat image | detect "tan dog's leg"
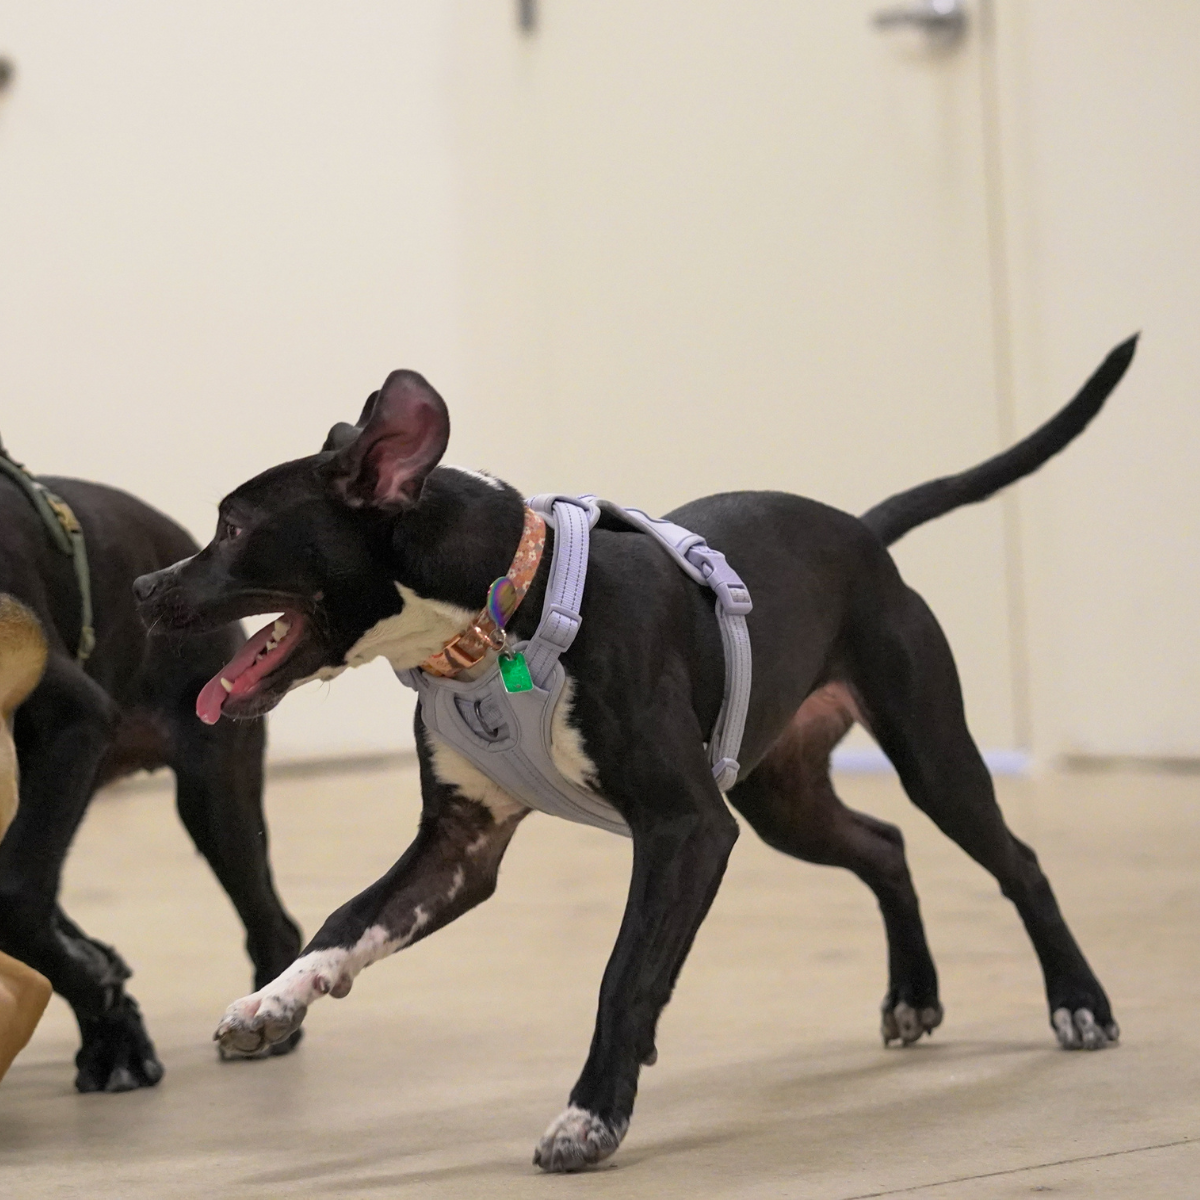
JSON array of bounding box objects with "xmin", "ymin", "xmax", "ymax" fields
[
  {"xmin": 0, "ymin": 594, "xmax": 51, "ymax": 1082},
  {"xmin": 0, "ymin": 594, "xmax": 48, "ymax": 834},
  {"xmin": 0, "ymin": 951, "xmax": 52, "ymax": 1079}
]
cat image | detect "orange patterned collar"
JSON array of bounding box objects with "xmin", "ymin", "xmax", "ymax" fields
[{"xmin": 419, "ymin": 506, "xmax": 547, "ymax": 678}]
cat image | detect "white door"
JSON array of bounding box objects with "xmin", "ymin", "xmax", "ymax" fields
[
  {"xmin": 996, "ymin": 1, "xmax": 1200, "ymax": 760},
  {"xmin": 449, "ymin": 0, "xmax": 1024, "ymax": 761}
]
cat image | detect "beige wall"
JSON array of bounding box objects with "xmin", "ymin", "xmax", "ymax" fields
[
  {"xmin": 0, "ymin": 2, "xmax": 1193, "ymax": 765},
  {"xmin": 0, "ymin": 1, "xmax": 466, "ymax": 758}
]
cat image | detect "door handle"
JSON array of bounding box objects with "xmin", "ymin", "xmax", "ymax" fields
[{"xmin": 873, "ymin": 0, "xmax": 967, "ymax": 42}]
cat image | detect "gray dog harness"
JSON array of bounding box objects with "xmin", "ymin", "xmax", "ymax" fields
[{"xmin": 399, "ymin": 494, "xmax": 752, "ymax": 837}]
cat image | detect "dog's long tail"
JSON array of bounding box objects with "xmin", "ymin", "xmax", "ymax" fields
[
  {"xmin": 0, "ymin": 595, "xmax": 48, "ymax": 841},
  {"xmin": 859, "ymin": 335, "xmax": 1138, "ymax": 547}
]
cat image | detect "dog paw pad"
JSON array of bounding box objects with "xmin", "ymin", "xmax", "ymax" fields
[
  {"xmin": 882, "ymin": 999, "xmax": 944, "ymax": 1046},
  {"xmin": 1052, "ymin": 1007, "xmax": 1119, "ymax": 1050}
]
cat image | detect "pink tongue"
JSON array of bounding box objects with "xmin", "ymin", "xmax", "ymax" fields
[{"xmin": 196, "ymin": 612, "xmax": 304, "ymax": 725}]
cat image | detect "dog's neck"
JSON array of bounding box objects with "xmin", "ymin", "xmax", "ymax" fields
[
  {"xmin": 337, "ymin": 469, "xmax": 540, "ymax": 677},
  {"xmin": 388, "ymin": 469, "xmax": 530, "ymax": 612},
  {"xmin": 417, "ymin": 505, "xmax": 547, "ymax": 678}
]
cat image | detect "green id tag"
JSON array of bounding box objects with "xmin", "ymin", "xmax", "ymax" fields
[{"xmin": 499, "ymin": 652, "xmax": 533, "ymax": 694}]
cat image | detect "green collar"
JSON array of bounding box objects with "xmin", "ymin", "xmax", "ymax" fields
[{"xmin": 0, "ymin": 442, "xmax": 95, "ymax": 664}]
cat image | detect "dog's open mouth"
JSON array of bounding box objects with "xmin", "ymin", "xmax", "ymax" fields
[{"xmin": 196, "ymin": 611, "xmax": 308, "ymax": 724}]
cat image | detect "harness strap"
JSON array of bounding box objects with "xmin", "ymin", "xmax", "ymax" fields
[
  {"xmin": 524, "ymin": 494, "xmax": 599, "ymax": 688},
  {"xmin": 596, "ymin": 503, "xmax": 753, "ymax": 792},
  {"xmin": 0, "ymin": 443, "xmax": 94, "ymax": 665},
  {"xmin": 527, "ymin": 493, "xmax": 752, "ymax": 791}
]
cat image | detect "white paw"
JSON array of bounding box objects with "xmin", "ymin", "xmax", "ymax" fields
[
  {"xmin": 214, "ymin": 955, "xmax": 348, "ymax": 1055},
  {"xmin": 882, "ymin": 999, "xmax": 944, "ymax": 1045},
  {"xmin": 213, "ymin": 949, "xmax": 368, "ymax": 1056},
  {"xmin": 532, "ymin": 1105, "xmax": 627, "ymax": 1173},
  {"xmin": 214, "ymin": 987, "xmax": 308, "ymax": 1057},
  {"xmin": 1052, "ymin": 1007, "xmax": 1119, "ymax": 1050}
]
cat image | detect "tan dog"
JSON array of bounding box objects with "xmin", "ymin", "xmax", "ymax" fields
[{"xmin": 0, "ymin": 594, "xmax": 52, "ymax": 1082}]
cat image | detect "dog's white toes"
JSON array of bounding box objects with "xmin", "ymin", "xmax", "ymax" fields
[
  {"xmin": 214, "ymin": 991, "xmax": 307, "ymax": 1057},
  {"xmin": 1052, "ymin": 1006, "xmax": 1118, "ymax": 1051},
  {"xmin": 882, "ymin": 999, "xmax": 944, "ymax": 1046},
  {"xmin": 532, "ymin": 1106, "xmax": 627, "ymax": 1173}
]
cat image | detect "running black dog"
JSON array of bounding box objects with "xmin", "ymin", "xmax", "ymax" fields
[
  {"xmin": 0, "ymin": 464, "xmax": 301, "ymax": 1092},
  {"xmin": 134, "ymin": 337, "xmax": 1135, "ymax": 1169}
]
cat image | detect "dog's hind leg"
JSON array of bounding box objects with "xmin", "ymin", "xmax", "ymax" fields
[
  {"xmin": 0, "ymin": 655, "xmax": 165, "ymax": 1091},
  {"xmin": 728, "ymin": 683, "xmax": 942, "ymax": 1045},
  {"xmin": 853, "ymin": 585, "xmax": 1117, "ymax": 1050},
  {"xmin": 170, "ymin": 714, "xmax": 303, "ymax": 1014}
]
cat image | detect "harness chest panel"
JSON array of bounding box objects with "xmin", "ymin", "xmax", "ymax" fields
[{"xmin": 400, "ymin": 495, "xmax": 752, "ymax": 837}]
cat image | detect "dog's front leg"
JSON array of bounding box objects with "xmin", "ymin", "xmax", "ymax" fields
[
  {"xmin": 214, "ymin": 770, "xmax": 526, "ymax": 1058},
  {"xmin": 534, "ymin": 746, "xmax": 739, "ymax": 1172}
]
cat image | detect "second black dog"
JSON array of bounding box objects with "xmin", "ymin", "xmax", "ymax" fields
[{"xmin": 0, "ymin": 461, "xmax": 301, "ymax": 1092}]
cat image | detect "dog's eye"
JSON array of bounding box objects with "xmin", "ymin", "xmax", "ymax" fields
[{"xmin": 223, "ymin": 521, "xmax": 243, "ymax": 541}]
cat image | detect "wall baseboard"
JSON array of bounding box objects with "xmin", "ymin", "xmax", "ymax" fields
[
  {"xmin": 106, "ymin": 748, "xmax": 1200, "ymax": 796},
  {"xmin": 102, "ymin": 750, "xmax": 419, "ymax": 797},
  {"xmin": 1059, "ymin": 754, "xmax": 1200, "ymax": 776},
  {"xmin": 831, "ymin": 747, "xmax": 1031, "ymax": 775}
]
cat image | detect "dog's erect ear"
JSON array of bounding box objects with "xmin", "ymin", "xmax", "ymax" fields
[
  {"xmin": 321, "ymin": 422, "xmax": 360, "ymax": 453},
  {"xmin": 321, "ymin": 390, "xmax": 382, "ymax": 452},
  {"xmin": 322, "ymin": 372, "xmax": 449, "ymax": 510}
]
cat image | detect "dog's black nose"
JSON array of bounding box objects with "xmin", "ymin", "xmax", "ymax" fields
[{"xmin": 132, "ymin": 572, "xmax": 161, "ymax": 604}]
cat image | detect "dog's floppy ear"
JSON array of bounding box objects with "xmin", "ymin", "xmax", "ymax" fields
[{"xmin": 322, "ymin": 371, "xmax": 449, "ymax": 510}]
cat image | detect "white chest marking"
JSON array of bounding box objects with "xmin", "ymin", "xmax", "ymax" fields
[
  {"xmin": 344, "ymin": 584, "xmax": 475, "ymax": 672},
  {"xmin": 287, "ymin": 584, "xmax": 472, "ymax": 693},
  {"xmin": 427, "ymin": 736, "xmax": 530, "ymax": 823}
]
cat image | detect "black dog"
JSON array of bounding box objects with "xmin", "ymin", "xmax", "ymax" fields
[
  {"xmin": 134, "ymin": 336, "xmax": 1134, "ymax": 1169},
  {"xmin": 0, "ymin": 466, "xmax": 301, "ymax": 1092}
]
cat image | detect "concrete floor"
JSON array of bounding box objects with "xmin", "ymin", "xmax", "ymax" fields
[{"xmin": 2, "ymin": 762, "xmax": 1198, "ymax": 1198}]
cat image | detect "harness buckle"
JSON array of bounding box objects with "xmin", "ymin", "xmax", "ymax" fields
[
  {"xmin": 691, "ymin": 547, "xmax": 754, "ymax": 615},
  {"xmin": 712, "ymin": 756, "xmax": 740, "ymax": 792}
]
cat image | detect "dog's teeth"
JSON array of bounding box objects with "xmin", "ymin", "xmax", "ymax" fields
[
  {"xmin": 220, "ymin": 678, "xmax": 233, "ymax": 693},
  {"xmin": 274, "ymin": 619, "xmax": 291, "ymax": 639}
]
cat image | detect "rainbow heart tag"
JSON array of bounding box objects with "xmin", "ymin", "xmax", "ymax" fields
[{"xmin": 487, "ymin": 577, "xmax": 517, "ymax": 627}]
